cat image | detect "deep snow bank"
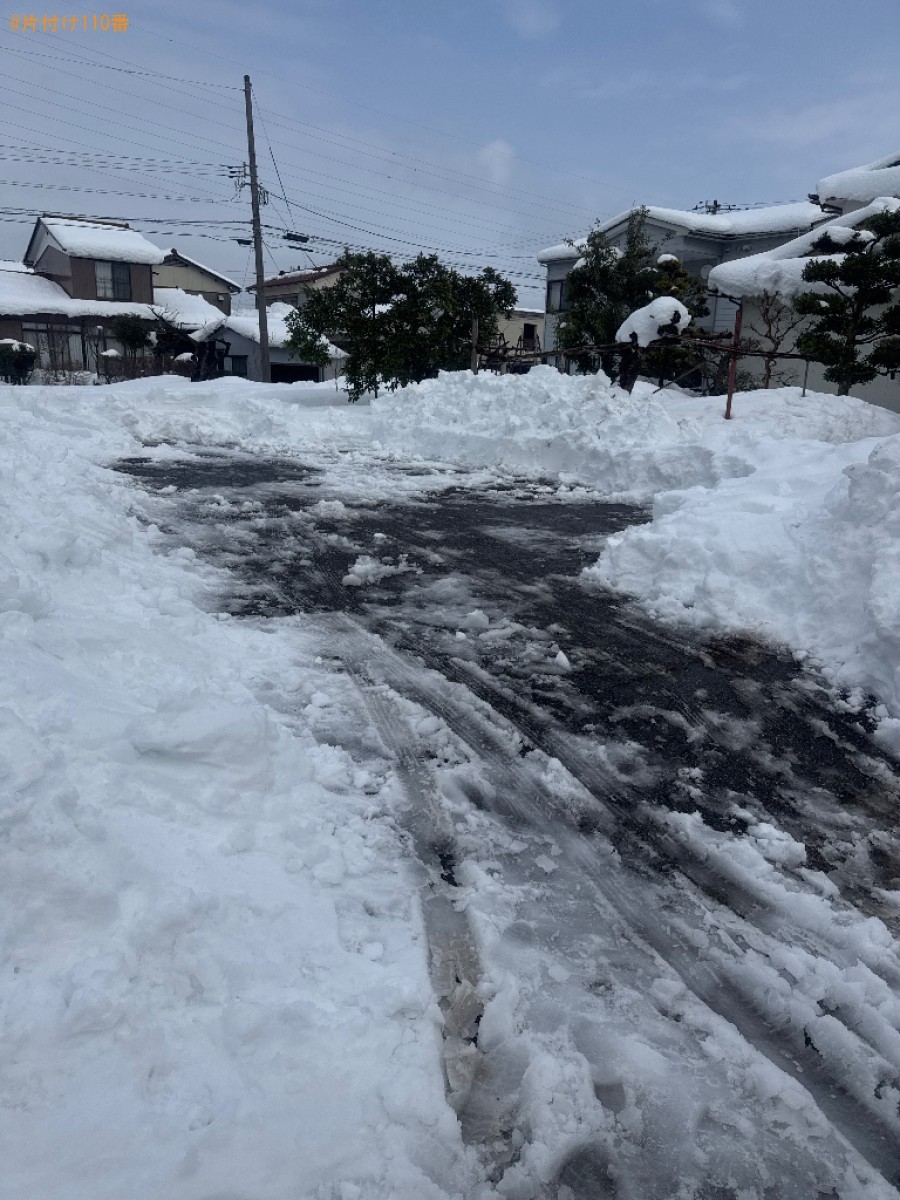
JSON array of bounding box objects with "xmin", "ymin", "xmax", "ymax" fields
[
  {"xmin": 0, "ymin": 380, "xmax": 475, "ymax": 1200},
  {"xmin": 372, "ymin": 368, "xmax": 900, "ymax": 722}
]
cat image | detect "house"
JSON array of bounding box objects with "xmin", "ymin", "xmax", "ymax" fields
[
  {"xmin": 191, "ymin": 301, "xmax": 346, "ymax": 383},
  {"xmin": 0, "ymin": 217, "xmax": 232, "ymax": 375},
  {"xmin": 538, "ymin": 201, "xmax": 827, "ymax": 359},
  {"xmin": 707, "ymin": 196, "xmax": 900, "ymax": 411},
  {"xmin": 2, "ymin": 213, "xmax": 165, "ymax": 373},
  {"xmin": 497, "ymin": 307, "xmax": 544, "ymax": 355},
  {"xmin": 23, "ymin": 214, "xmax": 162, "ymax": 302},
  {"xmin": 247, "ymin": 263, "xmax": 344, "ymax": 309},
  {"xmin": 153, "ymin": 249, "xmax": 241, "ymax": 315}
]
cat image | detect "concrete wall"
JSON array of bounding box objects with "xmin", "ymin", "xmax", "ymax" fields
[{"xmin": 497, "ymin": 309, "xmax": 543, "ymax": 352}]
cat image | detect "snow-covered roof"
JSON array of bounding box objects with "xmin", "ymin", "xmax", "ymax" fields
[
  {"xmin": 818, "ymin": 153, "xmax": 900, "ymax": 209},
  {"xmin": 30, "ymin": 217, "xmax": 165, "ymax": 265},
  {"xmin": 191, "ymin": 301, "xmax": 347, "ymax": 359},
  {"xmin": 0, "ymin": 260, "xmax": 32, "ymax": 273},
  {"xmin": 152, "ymin": 287, "xmax": 227, "ymax": 330},
  {"xmin": 537, "ymin": 202, "xmax": 826, "ymax": 263},
  {"xmin": 249, "ymin": 263, "xmax": 343, "ymax": 291},
  {"xmin": 0, "ymin": 269, "xmax": 155, "ymax": 319},
  {"xmin": 707, "ymin": 197, "xmax": 900, "ymax": 298},
  {"xmin": 162, "ymin": 250, "xmax": 241, "ymax": 292}
]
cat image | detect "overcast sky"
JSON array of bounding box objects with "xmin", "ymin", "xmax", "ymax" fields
[{"xmin": 0, "ymin": 0, "xmax": 896, "ymax": 307}]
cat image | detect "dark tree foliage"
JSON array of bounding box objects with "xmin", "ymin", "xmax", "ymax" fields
[
  {"xmin": 794, "ymin": 210, "xmax": 900, "ymax": 395},
  {"xmin": 0, "ymin": 339, "xmax": 36, "ymax": 384},
  {"xmin": 555, "ymin": 209, "xmax": 709, "ymax": 385},
  {"xmin": 555, "ymin": 209, "xmax": 657, "ymax": 379},
  {"xmin": 644, "ymin": 256, "xmax": 710, "ymax": 387},
  {"xmin": 285, "ymin": 251, "xmax": 516, "ymax": 402}
]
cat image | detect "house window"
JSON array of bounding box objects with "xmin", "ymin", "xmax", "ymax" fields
[
  {"xmin": 546, "ymin": 280, "xmax": 564, "ymax": 313},
  {"xmin": 95, "ymin": 260, "xmax": 132, "ymax": 301},
  {"xmin": 523, "ymin": 322, "xmax": 537, "ymax": 349},
  {"xmin": 225, "ymin": 355, "xmax": 248, "ymax": 377}
]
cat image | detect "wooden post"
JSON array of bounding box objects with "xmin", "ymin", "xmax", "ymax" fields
[
  {"xmin": 724, "ymin": 301, "xmax": 742, "ymax": 420},
  {"xmin": 801, "ymin": 358, "xmax": 810, "ymax": 397},
  {"xmin": 470, "ymin": 316, "xmax": 479, "ymax": 374},
  {"xmin": 244, "ymin": 74, "xmax": 270, "ymax": 384}
]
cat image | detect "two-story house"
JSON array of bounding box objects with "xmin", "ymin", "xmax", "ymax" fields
[
  {"xmin": 153, "ymin": 249, "xmax": 241, "ymax": 315},
  {"xmin": 0, "ymin": 216, "xmax": 231, "ymax": 374},
  {"xmin": 538, "ymin": 201, "xmax": 827, "ymax": 361}
]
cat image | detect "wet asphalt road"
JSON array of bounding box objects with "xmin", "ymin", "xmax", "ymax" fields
[{"xmin": 114, "ymin": 448, "xmax": 900, "ymax": 1199}]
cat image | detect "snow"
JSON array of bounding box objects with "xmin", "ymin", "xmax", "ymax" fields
[
  {"xmin": 538, "ymin": 202, "xmax": 825, "ymax": 262},
  {"xmin": 0, "ymin": 376, "xmax": 478, "ymax": 1199},
  {"xmin": 39, "ymin": 217, "xmax": 165, "ymax": 265},
  {"xmin": 370, "ymin": 366, "xmax": 900, "ymax": 725},
  {"xmin": 0, "ymin": 269, "xmax": 155, "ymax": 319},
  {"xmin": 5, "ymin": 369, "xmax": 900, "ymax": 1196},
  {"xmin": 818, "ymin": 152, "xmax": 900, "ymax": 208},
  {"xmin": 152, "ymin": 286, "xmax": 226, "ymax": 330},
  {"xmin": 708, "ymin": 196, "xmax": 900, "ymax": 298},
  {"xmin": 615, "ymin": 296, "xmax": 692, "ymax": 346},
  {"xmin": 0, "ymin": 259, "xmax": 32, "ymax": 273}
]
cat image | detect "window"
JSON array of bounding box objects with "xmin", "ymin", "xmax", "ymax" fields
[
  {"xmin": 523, "ymin": 322, "xmax": 537, "ymax": 348},
  {"xmin": 225, "ymin": 355, "xmax": 248, "ymax": 377},
  {"xmin": 546, "ymin": 280, "xmax": 564, "ymax": 313},
  {"xmin": 95, "ymin": 260, "xmax": 131, "ymax": 301}
]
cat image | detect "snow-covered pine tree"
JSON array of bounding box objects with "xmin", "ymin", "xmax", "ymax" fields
[{"xmin": 794, "ymin": 210, "xmax": 900, "ymax": 395}]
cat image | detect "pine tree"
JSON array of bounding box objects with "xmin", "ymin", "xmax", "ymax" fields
[
  {"xmin": 555, "ymin": 210, "xmax": 709, "ymax": 385},
  {"xmin": 285, "ymin": 251, "xmax": 515, "ymax": 401},
  {"xmin": 555, "ymin": 208, "xmax": 658, "ymax": 379},
  {"xmin": 644, "ymin": 255, "xmax": 710, "ymax": 387},
  {"xmin": 794, "ymin": 210, "xmax": 900, "ymax": 395}
]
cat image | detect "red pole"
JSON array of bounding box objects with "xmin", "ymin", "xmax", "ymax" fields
[{"xmin": 724, "ymin": 302, "xmax": 742, "ymax": 420}]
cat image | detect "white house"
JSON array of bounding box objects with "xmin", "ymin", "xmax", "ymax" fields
[{"xmin": 538, "ymin": 201, "xmax": 827, "ymax": 360}]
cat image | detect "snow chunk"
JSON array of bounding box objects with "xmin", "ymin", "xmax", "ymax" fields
[{"xmin": 616, "ymin": 297, "xmax": 691, "ymax": 347}]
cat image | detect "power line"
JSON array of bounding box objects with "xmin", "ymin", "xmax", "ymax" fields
[{"xmin": 0, "ymin": 37, "xmax": 599, "ymax": 224}]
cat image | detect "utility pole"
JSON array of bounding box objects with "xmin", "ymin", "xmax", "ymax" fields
[
  {"xmin": 470, "ymin": 316, "xmax": 479, "ymax": 374},
  {"xmin": 243, "ymin": 74, "xmax": 270, "ymax": 383}
]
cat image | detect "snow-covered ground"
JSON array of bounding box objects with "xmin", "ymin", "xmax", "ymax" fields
[
  {"xmin": 0, "ymin": 379, "xmax": 480, "ymax": 1200},
  {"xmin": 3, "ymin": 370, "xmax": 900, "ymax": 1198},
  {"xmin": 370, "ymin": 368, "xmax": 900, "ymax": 733}
]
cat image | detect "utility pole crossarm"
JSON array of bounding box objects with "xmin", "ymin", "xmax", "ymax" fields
[{"xmin": 244, "ymin": 74, "xmax": 270, "ymax": 383}]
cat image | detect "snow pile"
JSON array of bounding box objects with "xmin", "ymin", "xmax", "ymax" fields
[
  {"xmin": 615, "ymin": 297, "xmax": 691, "ymax": 346},
  {"xmin": 0, "ymin": 379, "xmax": 474, "ymax": 1199},
  {"xmin": 372, "ymin": 366, "xmax": 719, "ymax": 495},
  {"xmin": 590, "ymin": 412, "xmax": 900, "ymax": 726}
]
